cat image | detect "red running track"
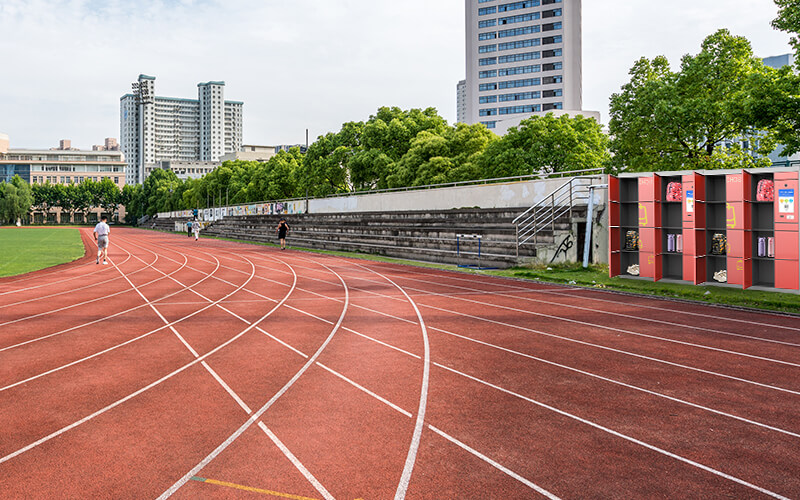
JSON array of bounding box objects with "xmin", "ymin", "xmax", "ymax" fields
[{"xmin": 0, "ymin": 227, "xmax": 798, "ymax": 499}]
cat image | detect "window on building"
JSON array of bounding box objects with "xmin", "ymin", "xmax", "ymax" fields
[
  {"xmin": 480, "ymin": 121, "xmax": 497, "ymax": 129},
  {"xmin": 498, "ymin": 64, "xmax": 540, "ymax": 76},
  {"xmin": 542, "ymin": 8, "xmax": 562, "ymax": 18},
  {"xmin": 498, "ymin": 25, "xmax": 540, "ymax": 38},
  {"xmin": 480, "ymin": 96, "xmax": 498, "ymax": 104},
  {"xmin": 479, "ymin": 32, "xmax": 497, "ymax": 41},
  {"xmin": 542, "ymin": 102, "xmax": 563, "ymax": 111},
  {"xmin": 479, "ymin": 19, "xmax": 497, "ymax": 28},
  {"xmin": 479, "ymin": 108, "xmax": 498, "ymax": 116},
  {"xmin": 498, "ymin": 51, "xmax": 540, "ymax": 64},
  {"xmin": 499, "ymin": 104, "xmax": 541, "ymax": 115},
  {"xmin": 478, "ymin": 6, "xmax": 496, "ymax": 15},
  {"xmin": 498, "ymin": 12, "xmax": 540, "ymax": 25}
]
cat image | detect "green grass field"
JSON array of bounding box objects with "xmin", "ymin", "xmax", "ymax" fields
[{"xmin": 0, "ymin": 227, "xmax": 86, "ymax": 278}]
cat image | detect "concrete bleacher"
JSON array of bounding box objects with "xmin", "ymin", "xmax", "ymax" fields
[{"xmin": 147, "ymin": 207, "xmax": 584, "ymax": 269}]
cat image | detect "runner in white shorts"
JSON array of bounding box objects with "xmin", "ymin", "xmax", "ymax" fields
[{"xmin": 93, "ymin": 215, "xmax": 111, "ymax": 265}]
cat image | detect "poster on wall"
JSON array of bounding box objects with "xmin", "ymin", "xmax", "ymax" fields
[{"xmin": 686, "ymin": 190, "xmax": 694, "ymax": 213}]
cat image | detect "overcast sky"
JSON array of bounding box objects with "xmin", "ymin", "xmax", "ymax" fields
[{"xmin": 0, "ymin": 0, "xmax": 793, "ymax": 150}]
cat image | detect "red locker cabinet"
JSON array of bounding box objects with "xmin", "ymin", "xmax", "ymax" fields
[
  {"xmin": 726, "ymin": 230, "xmax": 751, "ymax": 259},
  {"xmin": 774, "ymin": 172, "xmax": 799, "ymax": 290},
  {"xmin": 726, "ymin": 172, "xmax": 750, "ymax": 202},
  {"xmin": 639, "ymin": 252, "xmax": 659, "ymax": 279},
  {"xmin": 682, "ymin": 174, "xmax": 705, "ymax": 227},
  {"xmin": 609, "ymin": 227, "xmax": 621, "ymax": 276},
  {"xmin": 775, "ymin": 173, "xmax": 799, "ymax": 224},
  {"xmin": 639, "ymin": 175, "xmax": 659, "ymax": 202},
  {"xmin": 725, "ymin": 202, "xmax": 749, "ymax": 231},
  {"xmin": 727, "ymin": 257, "xmax": 751, "ymax": 287}
]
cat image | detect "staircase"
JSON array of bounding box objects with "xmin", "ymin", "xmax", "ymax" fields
[{"xmin": 513, "ymin": 175, "xmax": 605, "ymax": 259}]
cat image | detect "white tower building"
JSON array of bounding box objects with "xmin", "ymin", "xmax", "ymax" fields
[
  {"xmin": 457, "ymin": 79, "xmax": 467, "ymax": 124},
  {"xmin": 120, "ymin": 75, "xmax": 243, "ymax": 184},
  {"xmin": 464, "ymin": 0, "xmax": 583, "ymax": 133}
]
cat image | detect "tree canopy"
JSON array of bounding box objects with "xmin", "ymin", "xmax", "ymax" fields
[
  {"xmin": 0, "ymin": 176, "xmax": 34, "ymax": 224},
  {"xmin": 130, "ymin": 106, "xmax": 608, "ymax": 216},
  {"xmin": 609, "ymin": 29, "xmax": 776, "ymax": 172}
]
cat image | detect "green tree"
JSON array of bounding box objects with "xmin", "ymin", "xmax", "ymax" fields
[
  {"xmin": 477, "ymin": 114, "xmax": 609, "ymax": 178},
  {"xmin": 96, "ymin": 178, "xmax": 122, "ymax": 218},
  {"xmin": 0, "ymin": 176, "xmax": 34, "ymax": 225},
  {"xmin": 142, "ymin": 169, "xmax": 182, "ymax": 215},
  {"xmin": 73, "ymin": 180, "xmax": 96, "ymax": 221},
  {"xmin": 386, "ymin": 123, "xmax": 498, "ymax": 187},
  {"xmin": 773, "ymin": 0, "xmax": 800, "ymax": 57},
  {"xmin": 121, "ymin": 184, "xmax": 144, "ymax": 224},
  {"xmin": 31, "ymin": 182, "xmax": 59, "ymax": 222},
  {"xmin": 609, "ymin": 29, "xmax": 775, "ymax": 172}
]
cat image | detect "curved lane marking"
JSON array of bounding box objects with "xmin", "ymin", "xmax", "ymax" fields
[{"xmin": 158, "ymin": 256, "xmax": 347, "ymax": 500}]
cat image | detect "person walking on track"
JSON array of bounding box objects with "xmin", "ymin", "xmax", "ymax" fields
[
  {"xmin": 276, "ymin": 218, "xmax": 290, "ymax": 250},
  {"xmin": 187, "ymin": 219, "xmax": 193, "ymax": 238},
  {"xmin": 193, "ymin": 219, "xmax": 201, "ymax": 241},
  {"xmin": 93, "ymin": 215, "xmax": 111, "ymax": 265}
]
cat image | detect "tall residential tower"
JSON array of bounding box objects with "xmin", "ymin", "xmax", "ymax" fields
[
  {"xmin": 120, "ymin": 75, "xmax": 243, "ymax": 184},
  {"xmin": 464, "ymin": 0, "xmax": 583, "ymax": 134}
]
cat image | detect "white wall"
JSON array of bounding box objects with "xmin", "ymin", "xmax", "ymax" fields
[{"xmin": 309, "ymin": 176, "xmax": 606, "ymax": 214}]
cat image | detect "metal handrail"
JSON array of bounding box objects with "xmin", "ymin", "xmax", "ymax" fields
[{"xmin": 514, "ymin": 175, "xmax": 604, "ymax": 256}]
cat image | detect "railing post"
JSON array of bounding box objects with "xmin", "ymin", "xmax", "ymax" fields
[{"xmin": 516, "ymin": 224, "xmax": 519, "ymax": 258}]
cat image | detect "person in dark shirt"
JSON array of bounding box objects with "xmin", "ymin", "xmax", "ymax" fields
[{"xmin": 276, "ymin": 219, "xmax": 290, "ymax": 250}]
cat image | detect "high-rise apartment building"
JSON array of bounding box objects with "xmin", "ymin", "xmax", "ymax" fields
[
  {"xmin": 456, "ymin": 79, "xmax": 467, "ymax": 123},
  {"xmin": 464, "ymin": 0, "xmax": 582, "ymax": 133},
  {"xmin": 120, "ymin": 75, "xmax": 243, "ymax": 185}
]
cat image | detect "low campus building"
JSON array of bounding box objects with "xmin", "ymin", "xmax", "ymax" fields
[{"xmin": 0, "ymin": 135, "xmax": 127, "ymax": 223}]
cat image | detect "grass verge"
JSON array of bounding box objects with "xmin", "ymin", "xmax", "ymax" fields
[
  {"xmin": 191, "ymin": 232, "xmax": 800, "ymax": 315},
  {"xmin": 0, "ymin": 227, "xmax": 86, "ymax": 278}
]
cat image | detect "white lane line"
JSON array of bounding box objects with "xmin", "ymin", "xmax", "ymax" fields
[
  {"xmin": 0, "ymin": 239, "xmax": 224, "ymax": 356},
  {"xmin": 262, "ymin": 266, "xmax": 800, "ymax": 436},
  {"xmin": 214, "ymin": 254, "xmax": 800, "ymax": 396},
  {"xmin": 427, "ymin": 425, "xmax": 561, "ymax": 500},
  {"xmin": 365, "ymin": 272, "xmax": 800, "ymax": 348},
  {"xmin": 317, "ymin": 362, "xmax": 413, "ymax": 418},
  {"xmin": 146, "ymin": 248, "xmax": 799, "ymax": 497},
  {"xmin": 0, "ymin": 250, "xmax": 165, "ymax": 328},
  {"xmin": 258, "ymin": 423, "xmax": 335, "ymax": 500},
  {"xmin": 342, "ymin": 262, "xmax": 429, "ymax": 500},
  {"xmin": 0, "ymin": 253, "xmax": 297, "ymax": 464},
  {"xmin": 433, "ymin": 362, "xmax": 791, "ymax": 500},
  {"xmin": 379, "ymin": 290, "xmax": 800, "ymax": 396},
  {"xmin": 262, "ymin": 282, "xmax": 789, "ymax": 500},
  {"xmin": 110, "ymin": 249, "xmax": 208, "ymax": 359},
  {"xmin": 137, "ymin": 242, "xmax": 338, "ymax": 499},
  {"xmin": 158, "ymin": 257, "xmax": 348, "ymax": 500},
  {"xmin": 386, "ymin": 264, "xmax": 800, "ymax": 333},
  {"xmin": 429, "ymin": 327, "xmax": 800, "ymax": 438},
  {"xmin": 334, "ymin": 269, "xmax": 800, "ymax": 368},
  {"xmin": 0, "ymin": 252, "xmax": 143, "ymax": 311},
  {"xmin": 253, "ymin": 319, "xmax": 558, "ymax": 497}
]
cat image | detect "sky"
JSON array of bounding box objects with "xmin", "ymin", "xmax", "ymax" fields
[{"xmin": 0, "ymin": 0, "xmax": 793, "ymax": 150}]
